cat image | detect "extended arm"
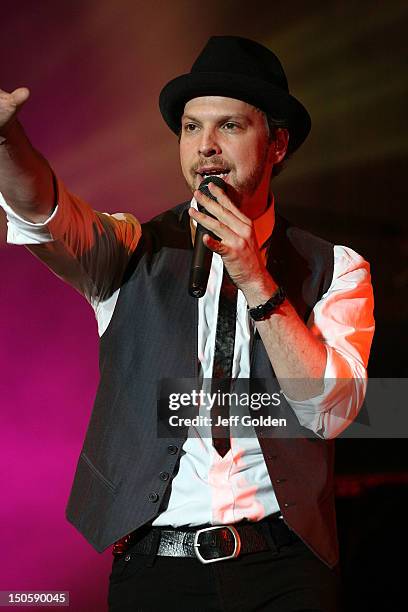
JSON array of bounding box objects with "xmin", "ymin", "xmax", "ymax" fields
[
  {"xmin": 0, "ymin": 87, "xmax": 141, "ymax": 308},
  {"xmin": 0, "ymin": 87, "xmax": 55, "ymax": 222}
]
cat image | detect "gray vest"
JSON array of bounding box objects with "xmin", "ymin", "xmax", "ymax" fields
[{"xmin": 66, "ymin": 202, "xmax": 338, "ymax": 567}]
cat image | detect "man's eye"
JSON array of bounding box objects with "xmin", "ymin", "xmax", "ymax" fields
[
  {"xmin": 223, "ymin": 122, "xmax": 239, "ymax": 131},
  {"xmin": 184, "ymin": 123, "xmax": 198, "ymax": 132}
]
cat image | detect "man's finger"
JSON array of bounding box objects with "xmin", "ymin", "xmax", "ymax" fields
[
  {"xmin": 11, "ymin": 87, "xmax": 30, "ymax": 107},
  {"xmin": 193, "ymin": 190, "xmax": 252, "ymax": 229},
  {"xmin": 188, "ymin": 206, "xmax": 235, "ymax": 242},
  {"xmin": 0, "ymin": 87, "xmax": 30, "ymax": 130},
  {"xmin": 194, "ymin": 188, "xmax": 230, "ymax": 217},
  {"xmin": 202, "ymin": 233, "xmax": 225, "ymax": 254},
  {"xmin": 194, "ymin": 190, "xmax": 248, "ymax": 236},
  {"xmin": 206, "ymin": 182, "xmax": 251, "ymax": 224}
]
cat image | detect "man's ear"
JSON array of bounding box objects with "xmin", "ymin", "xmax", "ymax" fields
[
  {"xmin": 272, "ymin": 128, "xmax": 289, "ymax": 163},
  {"xmin": 270, "ymin": 128, "xmax": 289, "ymax": 165}
]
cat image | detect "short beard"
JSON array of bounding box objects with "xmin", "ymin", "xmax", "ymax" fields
[
  {"xmin": 183, "ymin": 142, "xmax": 270, "ymax": 207},
  {"xmin": 228, "ymin": 143, "xmax": 270, "ymax": 207}
]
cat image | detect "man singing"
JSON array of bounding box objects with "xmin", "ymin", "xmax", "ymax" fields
[{"xmin": 0, "ymin": 36, "xmax": 374, "ymax": 611}]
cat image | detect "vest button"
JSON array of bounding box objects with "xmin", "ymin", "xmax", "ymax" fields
[
  {"xmin": 159, "ymin": 471, "xmax": 170, "ymax": 481},
  {"xmin": 148, "ymin": 492, "xmax": 159, "ymax": 503},
  {"xmin": 167, "ymin": 445, "xmax": 178, "ymax": 454}
]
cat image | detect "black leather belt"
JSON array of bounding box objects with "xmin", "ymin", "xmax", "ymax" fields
[{"xmin": 112, "ymin": 514, "xmax": 299, "ymax": 564}]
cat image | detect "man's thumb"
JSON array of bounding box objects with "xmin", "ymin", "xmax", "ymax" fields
[{"xmin": 12, "ymin": 87, "xmax": 30, "ymax": 108}]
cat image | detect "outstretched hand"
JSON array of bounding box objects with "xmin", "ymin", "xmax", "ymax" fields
[
  {"xmin": 0, "ymin": 87, "xmax": 30, "ymax": 133},
  {"xmin": 189, "ymin": 181, "xmax": 275, "ymax": 298}
]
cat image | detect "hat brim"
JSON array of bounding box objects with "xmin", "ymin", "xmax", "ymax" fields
[{"xmin": 159, "ymin": 71, "xmax": 311, "ymax": 155}]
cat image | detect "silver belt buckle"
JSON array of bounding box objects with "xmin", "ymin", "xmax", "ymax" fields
[{"xmin": 193, "ymin": 525, "xmax": 241, "ymax": 564}]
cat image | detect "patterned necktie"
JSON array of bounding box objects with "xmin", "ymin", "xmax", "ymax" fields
[{"xmin": 211, "ymin": 268, "xmax": 238, "ymax": 457}]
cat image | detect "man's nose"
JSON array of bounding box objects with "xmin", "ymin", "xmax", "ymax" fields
[{"xmin": 198, "ymin": 128, "xmax": 221, "ymax": 157}]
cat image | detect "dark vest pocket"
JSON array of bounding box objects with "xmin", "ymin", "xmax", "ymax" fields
[{"xmin": 80, "ymin": 452, "xmax": 118, "ymax": 495}]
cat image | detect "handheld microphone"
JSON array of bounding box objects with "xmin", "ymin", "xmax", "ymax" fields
[{"xmin": 188, "ymin": 175, "xmax": 227, "ymax": 298}]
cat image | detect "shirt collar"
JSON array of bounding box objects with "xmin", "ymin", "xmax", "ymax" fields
[{"xmin": 253, "ymin": 194, "xmax": 275, "ymax": 250}]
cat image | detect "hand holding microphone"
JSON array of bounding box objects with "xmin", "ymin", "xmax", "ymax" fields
[{"xmin": 188, "ymin": 175, "xmax": 227, "ymax": 298}]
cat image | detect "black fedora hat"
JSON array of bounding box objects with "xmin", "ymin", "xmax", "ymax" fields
[{"xmin": 159, "ymin": 36, "xmax": 311, "ymax": 155}]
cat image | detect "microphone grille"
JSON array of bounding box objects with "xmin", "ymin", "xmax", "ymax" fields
[{"xmin": 198, "ymin": 175, "xmax": 227, "ymax": 201}]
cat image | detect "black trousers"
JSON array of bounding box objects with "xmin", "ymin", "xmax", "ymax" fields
[{"xmin": 107, "ymin": 537, "xmax": 341, "ymax": 612}]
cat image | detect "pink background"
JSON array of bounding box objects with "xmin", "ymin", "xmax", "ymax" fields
[{"xmin": 1, "ymin": 1, "xmax": 407, "ymax": 610}]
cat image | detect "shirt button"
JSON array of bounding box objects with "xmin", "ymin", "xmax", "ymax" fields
[
  {"xmin": 159, "ymin": 471, "xmax": 169, "ymax": 481},
  {"xmin": 148, "ymin": 492, "xmax": 159, "ymax": 503},
  {"xmin": 167, "ymin": 445, "xmax": 178, "ymax": 454}
]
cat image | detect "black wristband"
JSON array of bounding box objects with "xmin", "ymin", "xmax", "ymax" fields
[{"xmin": 248, "ymin": 286, "xmax": 286, "ymax": 321}]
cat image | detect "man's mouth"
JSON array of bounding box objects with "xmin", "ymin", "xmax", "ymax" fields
[{"xmin": 196, "ymin": 168, "xmax": 230, "ymax": 181}]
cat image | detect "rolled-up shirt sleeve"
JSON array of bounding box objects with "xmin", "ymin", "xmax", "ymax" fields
[
  {"xmin": 284, "ymin": 245, "xmax": 375, "ymax": 439},
  {"xmin": 0, "ymin": 177, "xmax": 141, "ymax": 314}
]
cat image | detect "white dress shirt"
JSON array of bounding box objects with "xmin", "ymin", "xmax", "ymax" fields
[{"xmin": 0, "ymin": 179, "xmax": 375, "ymax": 526}]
